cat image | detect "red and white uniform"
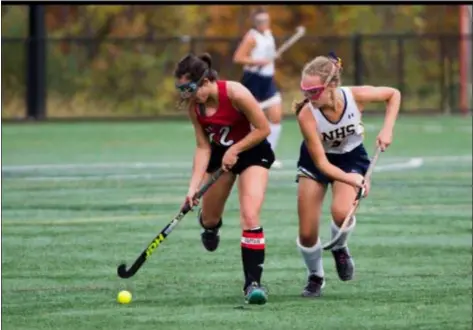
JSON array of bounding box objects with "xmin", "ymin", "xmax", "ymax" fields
[{"xmin": 195, "ymin": 81, "xmax": 251, "ymax": 147}]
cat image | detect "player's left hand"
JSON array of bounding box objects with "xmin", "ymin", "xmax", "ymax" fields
[
  {"xmin": 222, "ymin": 147, "xmax": 239, "ymax": 171},
  {"xmin": 376, "ymin": 127, "xmax": 393, "ymax": 151}
]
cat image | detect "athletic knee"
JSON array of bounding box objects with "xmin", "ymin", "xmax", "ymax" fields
[
  {"xmin": 267, "ymin": 105, "xmax": 283, "ymax": 124},
  {"xmin": 298, "ymin": 231, "xmax": 318, "ymax": 247},
  {"xmin": 240, "ymin": 207, "xmax": 260, "ymax": 229},
  {"xmin": 331, "ymin": 207, "xmax": 350, "ymax": 224},
  {"xmin": 298, "ymin": 216, "xmax": 319, "ymax": 247},
  {"xmin": 268, "ymin": 112, "xmax": 282, "ymax": 124},
  {"xmin": 200, "ymin": 208, "xmax": 223, "ymax": 228}
]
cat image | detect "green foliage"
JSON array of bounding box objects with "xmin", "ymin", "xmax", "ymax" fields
[
  {"xmin": 1, "ymin": 5, "xmax": 463, "ymax": 118},
  {"xmin": 1, "ymin": 5, "xmax": 28, "ymax": 37}
]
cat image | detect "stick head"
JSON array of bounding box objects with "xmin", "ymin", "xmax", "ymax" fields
[
  {"xmin": 296, "ymin": 26, "xmax": 306, "ymax": 35},
  {"xmin": 117, "ymin": 263, "xmax": 132, "ymax": 279}
]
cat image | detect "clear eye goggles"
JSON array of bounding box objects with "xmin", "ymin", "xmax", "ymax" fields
[
  {"xmin": 175, "ymin": 69, "xmax": 208, "ymax": 99},
  {"xmin": 175, "ymin": 81, "xmax": 199, "ymax": 99}
]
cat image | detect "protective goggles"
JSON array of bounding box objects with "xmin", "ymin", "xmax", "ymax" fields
[
  {"xmin": 175, "ymin": 69, "xmax": 208, "ymax": 99},
  {"xmin": 300, "ymin": 60, "xmax": 338, "ymax": 101},
  {"xmin": 300, "ymin": 83, "xmax": 326, "ymax": 101}
]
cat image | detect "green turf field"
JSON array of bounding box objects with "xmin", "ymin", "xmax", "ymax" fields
[{"xmin": 2, "ymin": 116, "xmax": 472, "ymax": 330}]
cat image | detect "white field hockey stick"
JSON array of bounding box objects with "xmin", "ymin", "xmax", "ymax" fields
[
  {"xmin": 322, "ymin": 147, "xmax": 382, "ymax": 251},
  {"xmin": 250, "ymin": 26, "xmax": 306, "ymax": 73},
  {"xmin": 274, "ymin": 26, "xmax": 306, "ymax": 59}
]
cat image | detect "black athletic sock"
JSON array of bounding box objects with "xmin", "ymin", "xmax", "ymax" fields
[{"xmin": 241, "ymin": 227, "xmax": 265, "ymax": 289}]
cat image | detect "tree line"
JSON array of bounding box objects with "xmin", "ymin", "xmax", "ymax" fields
[{"xmin": 1, "ymin": 5, "xmax": 462, "ymax": 118}]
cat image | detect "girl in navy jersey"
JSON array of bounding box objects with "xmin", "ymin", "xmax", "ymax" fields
[
  {"xmin": 233, "ymin": 7, "xmax": 284, "ymax": 168},
  {"xmin": 293, "ymin": 53, "xmax": 401, "ymax": 297},
  {"xmin": 174, "ymin": 53, "xmax": 274, "ymax": 305}
]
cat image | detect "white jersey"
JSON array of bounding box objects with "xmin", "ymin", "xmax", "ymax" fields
[
  {"xmin": 243, "ymin": 29, "xmax": 276, "ymax": 77},
  {"xmin": 310, "ymin": 87, "xmax": 364, "ymax": 154}
]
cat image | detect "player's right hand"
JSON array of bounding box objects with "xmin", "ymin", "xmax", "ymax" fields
[
  {"xmin": 353, "ymin": 177, "xmax": 370, "ymax": 199},
  {"xmin": 348, "ymin": 175, "xmax": 368, "ymax": 197},
  {"xmin": 184, "ymin": 189, "xmax": 199, "ymax": 209}
]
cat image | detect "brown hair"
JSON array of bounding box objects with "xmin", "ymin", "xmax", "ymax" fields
[
  {"xmin": 174, "ymin": 53, "xmax": 218, "ymax": 111},
  {"xmin": 174, "ymin": 52, "xmax": 218, "ymax": 83},
  {"xmin": 251, "ymin": 6, "xmax": 269, "ymax": 25}
]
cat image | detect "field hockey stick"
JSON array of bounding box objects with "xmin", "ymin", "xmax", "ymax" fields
[
  {"xmin": 117, "ymin": 168, "xmax": 225, "ymax": 279},
  {"xmin": 247, "ymin": 26, "xmax": 306, "ymax": 75},
  {"xmin": 274, "ymin": 26, "xmax": 306, "ymax": 59},
  {"xmin": 322, "ymin": 147, "xmax": 382, "ymax": 251}
]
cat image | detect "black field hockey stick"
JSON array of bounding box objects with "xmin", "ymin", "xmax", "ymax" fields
[
  {"xmin": 117, "ymin": 168, "xmax": 224, "ymax": 279},
  {"xmin": 322, "ymin": 147, "xmax": 382, "ymax": 251}
]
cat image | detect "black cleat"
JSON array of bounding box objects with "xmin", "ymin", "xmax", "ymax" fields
[
  {"xmin": 200, "ymin": 227, "xmax": 220, "ymax": 252},
  {"xmin": 332, "ymin": 247, "xmax": 355, "ymax": 281},
  {"xmin": 301, "ymin": 274, "xmax": 325, "ymax": 297},
  {"xmin": 244, "ymin": 282, "xmax": 268, "ymax": 305}
]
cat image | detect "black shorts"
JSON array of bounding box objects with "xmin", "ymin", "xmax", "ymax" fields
[
  {"xmin": 296, "ymin": 143, "xmax": 370, "ymax": 185},
  {"xmin": 207, "ymin": 140, "xmax": 275, "ymax": 175}
]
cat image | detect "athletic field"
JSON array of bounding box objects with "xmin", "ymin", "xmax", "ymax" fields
[{"xmin": 2, "ymin": 116, "xmax": 471, "ymax": 330}]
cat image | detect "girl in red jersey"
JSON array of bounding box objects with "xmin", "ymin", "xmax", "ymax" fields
[{"xmin": 174, "ymin": 53, "xmax": 274, "ymax": 305}]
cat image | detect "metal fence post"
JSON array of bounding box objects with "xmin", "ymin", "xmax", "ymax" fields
[
  {"xmin": 439, "ymin": 36, "xmax": 448, "ymax": 114},
  {"xmin": 397, "ymin": 36, "xmax": 405, "ymax": 112},
  {"xmin": 26, "ymin": 4, "xmax": 46, "ymax": 120},
  {"xmin": 353, "ymin": 34, "xmax": 363, "ymax": 86}
]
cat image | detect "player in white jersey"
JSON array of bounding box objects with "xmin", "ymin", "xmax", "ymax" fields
[
  {"xmin": 233, "ymin": 7, "xmax": 284, "ymax": 168},
  {"xmin": 292, "ymin": 52, "xmax": 401, "ymax": 297}
]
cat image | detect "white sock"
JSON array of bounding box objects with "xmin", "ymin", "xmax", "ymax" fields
[
  {"xmin": 296, "ymin": 237, "xmax": 324, "ymax": 278},
  {"xmin": 331, "ymin": 216, "xmax": 356, "ymax": 250},
  {"xmin": 267, "ymin": 123, "xmax": 282, "ymax": 152}
]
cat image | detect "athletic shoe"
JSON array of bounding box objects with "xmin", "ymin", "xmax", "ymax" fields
[
  {"xmin": 301, "ymin": 274, "xmax": 325, "ymax": 297},
  {"xmin": 244, "ymin": 281, "xmax": 268, "ymax": 305},
  {"xmin": 332, "ymin": 247, "xmax": 355, "ymax": 281}
]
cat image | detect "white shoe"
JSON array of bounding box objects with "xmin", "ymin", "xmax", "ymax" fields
[{"xmin": 271, "ymin": 159, "xmax": 283, "ymax": 169}]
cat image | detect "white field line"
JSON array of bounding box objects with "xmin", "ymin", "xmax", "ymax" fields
[
  {"xmin": 270, "ymin": 158, "xmax": 424, "ymax": 177},
  {"xmin": 363, "ymin": 124, "xmax": 472, "ymax": 134},
  {"xmin": 2, "ymin": 161, "xmax": 192, "ymax": 172},
  {"xmin": 2, "ymin": 155, "xmax": 470, "ymax": 173},
  {"xmin": 11, "ymin": 173, "xmax": 191, "ymax": 182},
  {"xmin": 4, "ymin": 158, "xmax": 425, "ymax": 182},
  {"xmin": 373, "ymin": 157, "xmax": 424, "ymax": 172}
]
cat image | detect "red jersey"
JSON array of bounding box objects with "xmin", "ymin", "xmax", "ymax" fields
[{"xmin": 194, "ymin": 80, "xmax": 252, "ymax": 147}]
